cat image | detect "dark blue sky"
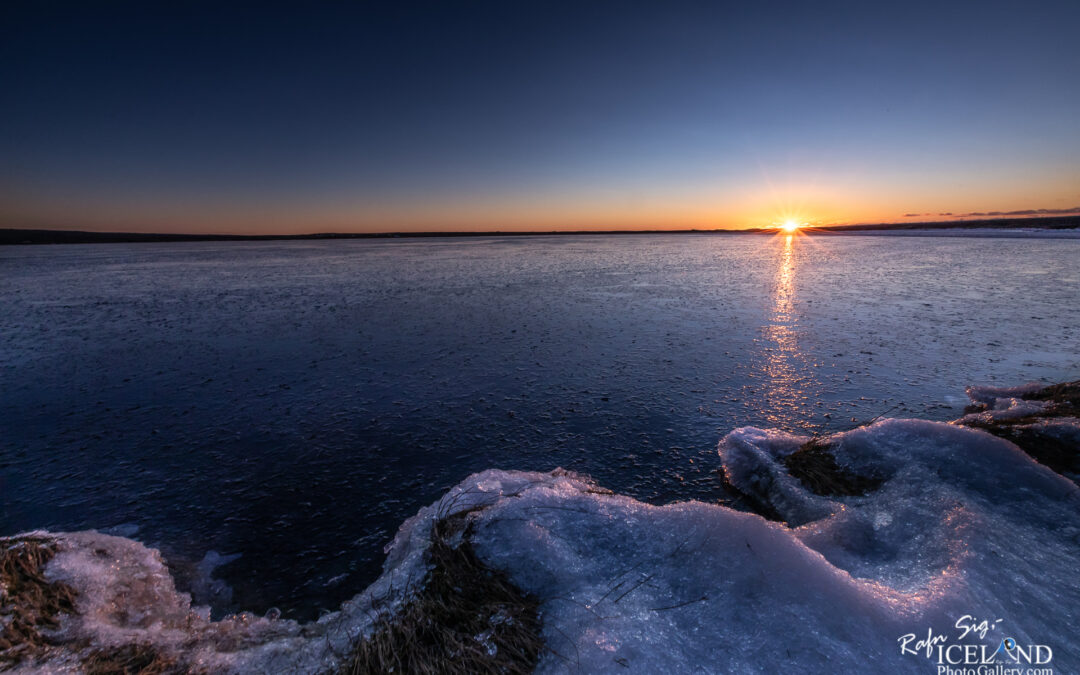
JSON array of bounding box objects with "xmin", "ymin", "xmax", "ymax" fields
[{"xmin": 2, "ymin": 1, "xmax": 1079, "ymax": 232}]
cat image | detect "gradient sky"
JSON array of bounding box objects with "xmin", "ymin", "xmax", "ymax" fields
[{"xmin": 2, "ymin": 1, "xmax": 1079, "ymax": 233}]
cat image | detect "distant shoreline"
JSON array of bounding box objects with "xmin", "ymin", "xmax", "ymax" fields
[{"xmin": 2, "ymin": 214, "xmax": 1078, "ymax": 245}]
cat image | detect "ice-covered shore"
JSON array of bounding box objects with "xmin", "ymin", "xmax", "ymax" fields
[{"xmin": 3, "ymin": 387, "xmax": 1078, "ymax": 673}]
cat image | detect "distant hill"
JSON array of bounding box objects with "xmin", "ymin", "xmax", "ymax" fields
[{"xmin": 815, "ymin": 215, "xmax": 1080, "ymax": 232}]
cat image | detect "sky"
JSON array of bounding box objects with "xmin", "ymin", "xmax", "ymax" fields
[{"xmin": 2, "ymin": 1, "xmax": 1079, "ymax": 234}]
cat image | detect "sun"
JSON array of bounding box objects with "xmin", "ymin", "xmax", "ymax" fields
[{"xmin": 781, "ymin": 219, "xmax": 801, "ymax": 232}]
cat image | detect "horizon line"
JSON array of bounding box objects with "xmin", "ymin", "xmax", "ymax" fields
[{"xmin": 3, "ymin": 213, "xmax": 1079, "ymax": 244}]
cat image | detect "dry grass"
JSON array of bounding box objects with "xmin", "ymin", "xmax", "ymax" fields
[
  {"xmin": 82, "ymin": 643, "xmax": 183, "ymax": 675},
  {"xmin": 1018, "ymin": 380, "xmax": 1080, "ymax": 406},
  {"xmin": 0, "ymin": 537, "xmax": 77, "ymax": 667},
  {"xmin": 783, "ymin": 439, "xmax": 884, "ymax": 497},
  {"xmin": 343, "ymin": 514, "xmax": 544, "ymax": 675}
]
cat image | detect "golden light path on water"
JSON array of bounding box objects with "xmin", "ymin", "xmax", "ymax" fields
[{"xmin": 755, "ymin": 231, "xmax": 819, "ymax": 429}]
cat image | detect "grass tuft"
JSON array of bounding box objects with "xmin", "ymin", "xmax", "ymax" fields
[
  {"xmin": 783, "ymin": 439, "xmax": 884, "ymax": 497},
  {"xmin": 343, "ymin": 513, "xmax": 544, "ymax": 675},
  {"xmin": 82, "ymin": 643, "xmax": 183, "ymax": 675},
  {"xmin": 0, "ymin": 537, "xmax": 77, "ymax": 667}
]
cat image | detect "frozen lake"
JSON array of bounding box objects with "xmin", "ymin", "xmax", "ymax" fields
[{"xmin": 2, "ymin": 233, "xmax": 1078, "ymax": 619}]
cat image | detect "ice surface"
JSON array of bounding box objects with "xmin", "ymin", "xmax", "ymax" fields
[
  {"xmin": 10, "ymin": 408, "xmax": 1077, "ymax": 673},
  {"xmin": 473, "ymin": 420, "xmax": 1079, "ymax": 672},
  {"xmin": 3, "ymin": 236, "xmax": 1078, "ymax": 617}
]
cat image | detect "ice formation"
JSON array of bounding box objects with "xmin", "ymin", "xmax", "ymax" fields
[
  {"xmin": 474, "ymin": 418, "xmax": 1079, "ymax": 672},
  {"xmin": 4, "ymin": 398, "xmax": 1078, "ymax": 672}
]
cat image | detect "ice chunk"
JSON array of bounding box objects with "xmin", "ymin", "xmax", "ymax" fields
[
  {"xmin": 466, "ymin": 421, "xmax": 1079, "ymax": 672},
  {"xmin": 717, "ymin": 426, "xmax": 836, "ymax": 525},
  {"xmin": 959, "ymin": 391, "xmax": 1049, "ymax": 423}
]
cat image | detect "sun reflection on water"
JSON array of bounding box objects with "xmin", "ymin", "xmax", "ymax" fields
[{"xmin": 755, "ymin": 233, "xmax": 817, "ymax": 429}]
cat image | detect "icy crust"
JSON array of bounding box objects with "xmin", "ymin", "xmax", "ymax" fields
[
  {"xmin": 714, "ymin": 427, "xmax": 835, "ymax": 525},
  {"xmin": 7, "ymin": 531, "xmax": 311, "ymax": 673},
  {"xmin": 6, "ymin": 473, "xmax": 563, "ymax": 673},
  {"xmin": 473, "ymin": 422, "xmax": 1079, "ymax": 672},
  {"xmin": 7, "ymin": 420, "xmax": 1080, "ymax": 672},
  {"xmin": 965, "ymin": 383, "xmax": 1046, "ymax": 405},
  {"xmin": 960, "ymin": 397, "xmax": 1049, "ymax": 423},
  {"xmin": 960, "ymin": 383, "xmax": 1050, "ymax": 424}
]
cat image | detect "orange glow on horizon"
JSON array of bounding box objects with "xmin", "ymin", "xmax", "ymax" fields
[{"xmin": 4, "ymin": 179, "xmax": 1079, "ymax": 234}]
